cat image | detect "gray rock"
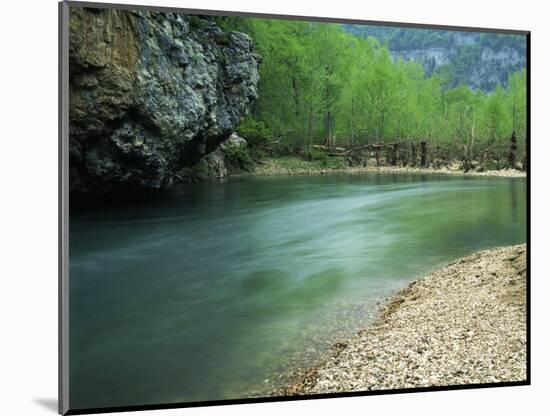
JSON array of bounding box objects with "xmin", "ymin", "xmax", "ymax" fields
[
  {"xmin": 202, "ymin": 149, "xmax": 228, "ymax": 179},
  {"xmin": 220, "ymin": 132, "xmax": 248, "ymax": 150},
  {"xmin": 201, "ymin": 133, "xmax": 248, "ymax": 179},
  {"xmin": 69, "ymin": 8, "xmax": 259, "ymax": 193}
]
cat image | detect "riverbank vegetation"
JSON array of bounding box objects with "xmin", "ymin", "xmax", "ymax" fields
[
  {"xmin": 216, "ymin": 18, "xmax": 527, "ymax": 173},
  {"xmin": 247, "ymin": 156, "xmax": 526, "ymax": 178}
]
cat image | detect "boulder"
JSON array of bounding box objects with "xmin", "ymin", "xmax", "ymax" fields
[
  {"xmin": 68, "ymin": 8, "xmax": 259, "ymax": 193},
  {"xmin": 202, "ymin": 133, "xmax": 248, "ymax": 179}
]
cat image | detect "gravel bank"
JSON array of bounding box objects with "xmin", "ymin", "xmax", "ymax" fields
[
  {"xmin": 250, "ymin": 159, "xmax": 526, "ymax": 178},
  {"xmin": 285, "ymin": 245, "xmax": 527, "ymax": 395}
]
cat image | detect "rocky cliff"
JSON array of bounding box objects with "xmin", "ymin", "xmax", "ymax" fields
[
  {"xmin": 345, "ymin": 25, "xmax": 526, "ymax": 91},
  {"xmin": 69, "ymin": 7, "xmax": 260, "ymax": 193}
]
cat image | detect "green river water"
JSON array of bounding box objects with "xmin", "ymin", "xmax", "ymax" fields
[{"xmin": 69, "ymin": 173, "xmax": 526, "ymax": 409}]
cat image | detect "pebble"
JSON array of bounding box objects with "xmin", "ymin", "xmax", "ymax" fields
[{"xmin": 285, "ymin": 245, "xmax": 527, "ymax": 395}]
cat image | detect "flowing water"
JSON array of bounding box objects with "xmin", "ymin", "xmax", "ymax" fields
[{"xmin": 69, "ymin": 173, "xmax": 526, "ymax": 409}]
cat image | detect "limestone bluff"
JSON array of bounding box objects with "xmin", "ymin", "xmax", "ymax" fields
[{"xmin": 69, "ymin": 8, "xmax": 260, "ymax": 193}]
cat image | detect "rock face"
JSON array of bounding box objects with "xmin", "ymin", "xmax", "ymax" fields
[
  {"xmin": 201, "ymin": 133, "xmax": 247, "ymax": 179},
  {"xmin": 69, "ymin": 7, "xmax": 259, "ymax": 193},
  {"xmin": 391, "ymin": 43, "xmax": 526, "ymax": 91},
  {"xmin": 344, "ymin": 25, "xmax": 526, "ymax": 91}
]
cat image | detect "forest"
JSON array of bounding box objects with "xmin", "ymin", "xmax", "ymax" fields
[{"xmin": 216, "ymin": 18, "xmax": 527, "ymax": 173}]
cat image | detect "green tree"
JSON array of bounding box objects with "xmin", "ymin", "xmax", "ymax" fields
[{"xmin": 227, "ymin": 16, "xmax": 526, "ymax": 169}]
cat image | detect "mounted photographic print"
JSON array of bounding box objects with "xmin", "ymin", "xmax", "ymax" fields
[{"xmin": 59, "ymin": 1, "xmax": 529, "ymax": 414}]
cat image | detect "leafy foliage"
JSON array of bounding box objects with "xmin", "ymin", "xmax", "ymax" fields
[
  {"xmin": 224, "ymin": 144, "xmax": 254, "ymax": 172},
  {"xmin": 220, "ymin": 17, "xmax": 527, "ymax": 166},
  {"xmin": 237, "ymin": 117, "xmax": 271, "ymax": 148},
  {"xmin": 303, "ymin": 149, "xmax": 329, "ymax": 164},
  {"xmin": 344, "ymin": 24, "xmax": 526, "ymax": 90}
]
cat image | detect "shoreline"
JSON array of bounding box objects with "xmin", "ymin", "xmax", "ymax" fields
[
  {"xmin": 279, "ymin": 244, "xmax": 527, "ymax": 395},
  {"xmin": 244, "ymin": 158, "xmax": 526, "ymax": 178}
]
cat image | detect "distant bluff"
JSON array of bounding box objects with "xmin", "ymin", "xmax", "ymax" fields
[
  {"xmin": 344, "ymin": 25, "xmax": 526, "ymax": 91},
  {"xmin": 69, "ymin": 8, "xmax": 260, "ymax": 193}
]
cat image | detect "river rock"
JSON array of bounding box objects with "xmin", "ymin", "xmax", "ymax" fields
[
  {"xmin": 220, "ymin": 132, "xmax": 248, "ymax": 150},
  {"xmin": 201, "ymin": 133, "xmax": 248, "ymax": 179},
  {"xmin": 69, "ymin": 8, "xmax": 260, "ymax": 193},
  {"xmin": 286, "ymin": 245, "xmax": 527, "ymax": 395}
]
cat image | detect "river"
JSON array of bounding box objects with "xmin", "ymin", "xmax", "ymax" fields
[{"xmin": 69, "ymin": 173, "xmax": 526, "ymax": 409}]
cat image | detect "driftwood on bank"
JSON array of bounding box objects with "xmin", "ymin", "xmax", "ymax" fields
[
  {"xmin": 309, "ymin": 140, "xmax": 432, "ymax": 168},
  {"xmin": 302, "ymin": 135, "xmax": 528, "ymax": 172},
  {"xmin": 265, "ymin": 134, "xmax": 526, "ymax": 173},
  {"xmin": 304, "ymin": 140, "xmax": 419, "ymax": 169}
]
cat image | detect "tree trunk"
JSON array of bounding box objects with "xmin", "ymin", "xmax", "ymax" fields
[
  {"xmin": 420, "ymin": 140, "xmax": 428, "ymax": 168},
  {"xmin": 307, "ymin": 101, "xmax": 313, "ymax": 149},
  {"xmin": 469, "ymin": 108, "xmax": 476, "ymax": 165},
  {"xmin": 401, "ymin": 142, "xmax": 408, "ymax": 167},
  {"xmin": 463, "ymin": 144, "xmax": 471, "ymax": 172},
  {"xmin": 392, "ymin": 142, "xmax": 400, "ymax": 166},
  {"xmin": 508, "ymin": 131, "xmax": 517, "ymax": 169}
]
